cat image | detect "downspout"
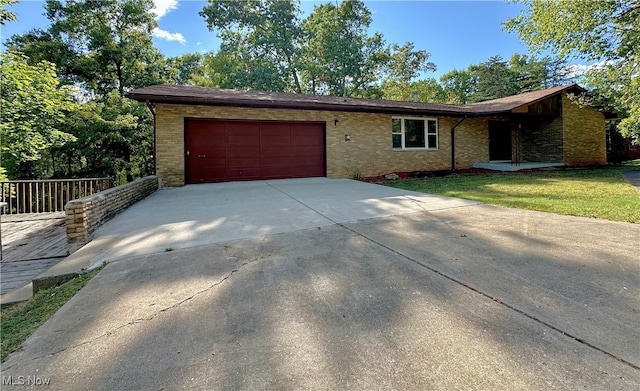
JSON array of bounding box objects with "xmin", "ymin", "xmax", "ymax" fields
[
  {"xmin": 451, "ymin": 116, "xmax": 467, "ymax": 171},
  {"xmin": 145, "ymin": 100, "xmax": 157, "ymax": 175}
]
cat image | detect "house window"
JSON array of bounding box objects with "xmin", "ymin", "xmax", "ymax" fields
[{"xmin": 392, "ymin": 117, "xmax": 438, "ymax": 150}]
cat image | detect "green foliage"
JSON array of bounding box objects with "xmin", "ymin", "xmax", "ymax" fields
[
  {"xmin": 439, "ymin": 69, "xmax": 476, "ymax": 104},
  {"xmin": 200, "ymin": 0, "xmax": 304, "ymax": 92},
  {"xmin": 1, "ymin": 266, "xmax": 103, "ymax": 362},
  {"xmin": 505, "ymin": 0, "xmax": 640, "ymax": 141},
  {"xmin": 0, "ymin": 0, "xmax": 17, "ymax": 25},
  {"xmin": 0, "ymin": 52, "xmax": 77, "ymax": 179},
  {"xmin": 439, "ymin": 54, "xmax": 570, "ymax": 104},
  {"xmin": 8, "ymin": 0, "xmax": 163, "ymax": 96},
  {"xmin": 200, "ymin": 0, "xmax": 434, "ymax": 97},
  {"xmin": 381, "ymin": 78, "xmax": 447, "ymax": 103},
  {"xmin": 6, "ymin": 0, "xmax": 158, "ymax": 180},
  {"xmin": 301, "ymin": 0, "xmax": 383, "ymax": 96},
  {"xmin": 0, "ymin": 166, "xmax": 8, "ymax": 181},
  {"xmin": 162, "ymin": 53, "xmax": 205, "ymax": 86},
  {"xmin": 54, "ymin": 91, "xmax": 153, "ymax": 181}
]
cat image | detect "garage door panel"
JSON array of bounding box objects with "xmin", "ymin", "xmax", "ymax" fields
[
  {"xmin": 293, "ymin": 155, "xmax": 324, "ymax": 165},
  {"xmin": 189, "ymin": 146, "xmax": 225, "ymax": 157},
  {"xmin": 198, "ymin": 167, "xmax": 227, "ymax": 183},
  {"xmin": 261, "ymin": 134, "xmax": 292, "ymax": 146},
  {"xmin": 292, "ymin": 167, "xmax": 324, "ymax": 177},
  {"xmin": 227, "ymin": 157, "xmax": 261, "ymax": 168},
  {"xmin": 261, "ymin": 146, "xmax": 292, "ymax": 157},
  {"xmin": 227, "ymin": 135, "xmax": 260, "ymax": 146},
  {"xmin": 226, "ymin": 122, "xmax": 260, "ymax": 133},
  {"xmin": 262, "ymin": 156, "xmax": 292, "ymax": 167},
  {"xmin": 186, "ymin": 120, "xmax": 324, "ymax": 183},
  {"xmin": 227, "ymin": 145, "xmax": 260, "ymax": 157},
  {"xmin": 205, "ymin": 130, "xmax": 226, "ymax": 147},
  {"xmin": 226, "ymin": 167, "xmax": 262, "ymax": 179},
  {"xmin": 261, "ymin": 123, "xmax": 290, "ymax": 135},
  {"xmin": 262, "ymin": 167, "xmax": 293, "ymax": 179}
]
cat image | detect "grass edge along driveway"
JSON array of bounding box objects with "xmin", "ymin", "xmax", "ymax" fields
[
  {"xmin": 386, "ymin": 167, "xmax": 640, "ymax": 223},
  {"xmin": 1, "ymin": 267, "xmax": 104, "ymax": 362}
]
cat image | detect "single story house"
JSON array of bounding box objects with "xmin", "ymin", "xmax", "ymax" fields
[{"xmin": 128, "ymin": 84, "xmax": 606, "ymax": 187}]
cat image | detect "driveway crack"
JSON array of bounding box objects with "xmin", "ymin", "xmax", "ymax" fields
[
  {"xmin": 338, "ymin": 220, "xmax": 640, "ymax": 371},
  {"xmin": 9, "ymin": 260, "xmax": 253, "ymax": 367}
]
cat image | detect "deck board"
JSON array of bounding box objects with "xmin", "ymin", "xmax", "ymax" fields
[{"xmin": 1, "ymin": 212, "xmax": 68, "ymax": 294}]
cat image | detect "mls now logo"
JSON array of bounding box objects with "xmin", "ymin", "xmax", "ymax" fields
[{"xmin": 2, "ymin": 375, "xmax": 51, "ymax": 386}]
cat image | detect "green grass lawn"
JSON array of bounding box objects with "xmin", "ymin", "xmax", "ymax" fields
[
  {"xmin": 1, "ymin": 267, "xmax": 103, "ymax": 362},
  {"xmin": 387, "ymin": 166, "xmax": 640, "ymax": 223}
]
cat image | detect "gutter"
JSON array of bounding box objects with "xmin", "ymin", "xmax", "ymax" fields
[
  {"xmin": 127, "ymin": 93, "xmax": 475, "ymax": 117},
  {"xmin": 450, "ymin": 116, "xmax": 467, "ymax": 171}
]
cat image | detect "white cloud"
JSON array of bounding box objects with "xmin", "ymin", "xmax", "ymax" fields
[
  {"xmin": 152, "ymin": 27, "xmax": 186, "ymax": 44},
  {"xmin": 152, "ymin": 0, "xmax": 179, "ymax": 20},
  {"xmin": 564, "ymin": 60, "xmax": 610, "ymax": 79}
]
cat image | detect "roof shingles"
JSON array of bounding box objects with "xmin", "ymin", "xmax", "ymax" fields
[{"xmin": 128, "ymin": 83, "xmax": 583, "ymax": 117}]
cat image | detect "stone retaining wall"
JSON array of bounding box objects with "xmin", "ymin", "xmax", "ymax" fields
[{"xmin": 65, "ymin": 176, "xmax": 159, "ymax": 254}]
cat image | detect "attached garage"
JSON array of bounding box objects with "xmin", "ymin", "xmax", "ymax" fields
[
  {"xmin": 185, "ymin": 119, "xmax": 325, "ymax": 183},
  {"xmin": 128, "ymin": 84, "xmax": 606, "ymax": 187}
]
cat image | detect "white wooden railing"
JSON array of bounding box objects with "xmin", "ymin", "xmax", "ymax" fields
[{"xmin": 0, "ymin": 178, "xmax": 113, "ymax": 214}]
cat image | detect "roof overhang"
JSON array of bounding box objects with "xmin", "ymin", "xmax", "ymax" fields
[
  {"xmin": 127, "ymin": 84, "xmax": 593, "ymax": 118},
  {"xmin": 127, "ymin": 91, "xmax": 475, "ymax": 117}
]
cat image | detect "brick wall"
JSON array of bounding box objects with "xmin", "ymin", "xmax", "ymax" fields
[
  {"xmin": 65, "ymin": 176, "xmax": 159, "ymax": 254},
  {"xmin": 155, "ymin": 104, "xmax": 489, "ymax": 186},
  {"xmin": 562, "ymin": 94, "xmax": 606, "ymax": 165},
  {"xmin": 520, "ymin": 116, "xmax": 564, "ymax": 162}
]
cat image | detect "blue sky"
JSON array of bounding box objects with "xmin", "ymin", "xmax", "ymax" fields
[{"xmin": 2, "ymin": 0, "xmax": 544, "ymax": 79}]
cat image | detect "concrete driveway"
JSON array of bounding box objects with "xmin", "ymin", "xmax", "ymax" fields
[
  {"xmin": 80, "ymin": 178, "xmax": 478, "ymax": 267},
  {"xmin": 2, "ymin": 178, "xmax": 639, "ymax": 390}
]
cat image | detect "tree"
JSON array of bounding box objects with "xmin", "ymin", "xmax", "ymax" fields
[
  {"xmin": 0, "ymin": 52, "xmax": 77, "ymax": 179},
  {"xmin": 200, "ymin": 0, "xmax": 304, "ymax": 92},
  {"xmin": 0, "ymin": 0, "xmax": 17, "ymax": 25},
  {"xmin": 46, "ymin": 0, "xmax": 162, "ymax": 96},
  {"xmin": 199, "ymin": 0, "xmax": 434, "ymax": 97},
  {"xmin": 9, "ymin": 0, "xmax": 163, "ymax": 96},
  {"xmin": 469, "ymin": 55, "xmax": 519, "ymax": 101},
  {"xmin": 381, "ymin": 78, "xmax": 447, "ymax": 103},
  {"xmin": 162, "ymin": 53, "xmax": 205, "ymax": 86},
  {"xmin": 439, "ymin": 69, "xmax": 476, "ymax": 104},
  {"xmin": 438, "ymin": 54, "xmax": 571, "ymax": 104},
  {"xmin": 54, "ymin": 91, "xmax": 153, "ymax": 182},
  {"xmin": 7, "ymin": 0, "xmax": 162, "ymax": 181},
  {"xmin": 505, "ymin": 0, "xmax": 639, "ymax": 141},
  {"xmin": 301, "ymin": 0, "xmax": 384, "ymax": 96}
]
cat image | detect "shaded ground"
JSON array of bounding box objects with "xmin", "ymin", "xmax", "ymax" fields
[
  {"xmin": 623, "ymin": 169, "xmax": 640, "ymax": 190},
  {"xmin": 1, "ymin": 203, "xmax": 638, "ymax": 390}
]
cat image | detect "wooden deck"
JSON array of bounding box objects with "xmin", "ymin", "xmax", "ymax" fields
[{"xmin": 1, "ymin": 213, "xmax": 68, "ymax": 294}]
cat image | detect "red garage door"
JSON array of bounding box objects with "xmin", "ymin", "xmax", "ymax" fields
[{"xmin": 185, "ymin": 120, "xmax": 325, "ymax": 183}]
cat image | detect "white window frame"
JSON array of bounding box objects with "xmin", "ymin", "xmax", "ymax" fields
[{"xmin": 392, "ymin": 117, "xmax": 438, "ymax": 150}]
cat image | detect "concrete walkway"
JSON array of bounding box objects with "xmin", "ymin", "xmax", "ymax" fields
[{"xmin": 1, "ymin": 179, "xmax": 638, "ymax": 389}]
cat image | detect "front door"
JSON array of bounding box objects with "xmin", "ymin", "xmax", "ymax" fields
[{"xmin": 489, "ymin": 121, "xmax": 512, "ymax": 161}]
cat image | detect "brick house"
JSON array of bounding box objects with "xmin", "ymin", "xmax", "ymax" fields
[{"xmin": 128, "ymin": 84, "xmax": 606, "ymax": 187}]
